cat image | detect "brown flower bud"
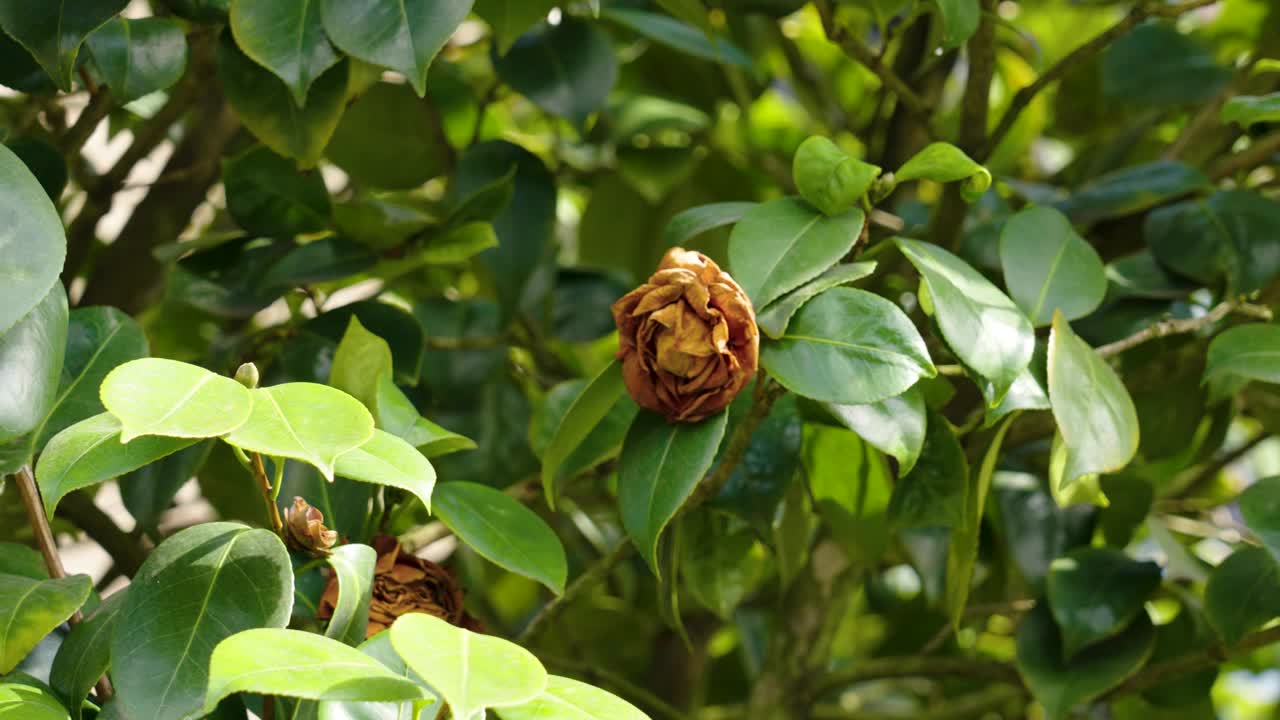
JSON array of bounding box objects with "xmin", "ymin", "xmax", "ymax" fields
[
  {"xmin": 612, "ymin": 248, "xmax": 759, "ymax": 422},
  {"xmin": 317, "ymin": 536, "xmax": 482, "ymax": 639},
  {"xmin": 283, "ymin": 497, "xmax": 337, "ymax": 555}
]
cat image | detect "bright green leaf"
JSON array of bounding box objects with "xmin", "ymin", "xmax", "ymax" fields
[
  {"xmin": 0, "ymin": 143, "xmax": 65, "ymax": 336},
  {"xmin": 374, "ymin": 375, "xmax": 476, "ymax": 459},
  {"xmin": 1205, "ymin": 324, "xmax": 1280, "ymax": 386},
  {"xmin": 0, "ymin": 683, "xmax": 71, "ymax": 720},
  {"xmin": 1222, "ymin": 92, "xmax": 1280, "ymax": 127},
  {"xmin": 0, "ymin": 285, "xmax": 66, "ymax": 445},
  {"xmin": 225, "ymin": 383, "xmax": 375, "ymax": 481},
  {"xmin": 933, "ymin": 0, "xmax": 980, "ymax": 48},
  {"xmin": 824, "ymin": 384, "xmax": 926, "ymax": 475},
  {"xmin": 331, "ymin": 316, "xmax": 394, "ymax": 412},
  {"xmin": 100, "ymin": 358, "xmax": 253, "ymax": 442},
  {"xmin": 334, "ymin": 430, "xmax": 436, "ymax": 511},
  {"xmin": 495, "ymin": 675, "xmax": 650, "ymax": 720},
  {"xmin": 894, "ymin": 142, "xmax": 990, "ymax": 200},
  {"xmin": 757, "ymin": 262, "xmax": 876, "ymax": 340},
  {"xmin": 540, "ymin": 360, "xmax": 625, "ymax": 507},
  {"xmin": 316, "ymin": 631, "xmax": 438, "ymax": 720},
  {"xmin": 0, "ymin": 573, "xmax": 91, "ymax": 674},
  {"xmin": 793, "ymin": 136, "xmax": 881, "ymax": 216},
  {"xmin": 999, "ymin": 206, "xmax": 1106, "ymax": 326},
  {"xmin": 944, "ymin": 415, "xmax": 1012, "ymax": 628},
  {"xmin": 323, "ymin": 544, "xmax": 376, "ymax": 647}
]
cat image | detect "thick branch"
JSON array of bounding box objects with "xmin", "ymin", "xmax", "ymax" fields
[
  {"xmin": 811, "ymin": 656, "xmax": 1023, "ymax": 699},
  {"xmin": 812, "ymin": 0, "xmax": 933, "ymax": 123},
  {"xmin": 1095, "ymin": 298, "xmax": 1272, "ymax": 357},
  {"xmin": 1106, "ymin": 624, "xmax": 1280, "ymax": 698}
]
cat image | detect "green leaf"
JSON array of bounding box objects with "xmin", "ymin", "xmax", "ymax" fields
[
  {"xmin": 793, "ymin": 136, "xmax": 881, "ymax": 216},
  {"xmin": 0, "ymin": 143, "xmax": 65, "ymax": 336},
  {"xmin": 806, "ymin": 426, "xmax": 891, "ymax": 568},
  {"xmin": 680, "ymin": 511, "xmax": 765, "ymax": 619},
  {"xmin": 540, "ymin": 361, "xmax": 626, "ymax": 507},
  {"xmin": 757, "ymin": 262, "xmax": 876, "ymax": 340},
  {"xmin": 205, "ymin": 629, "xmax": 426, "ymax": 712},
  {"xmin": 887, "ymin": 410, "xmax": 967, "ymax": 529},
  {"xmin": 0, "ymin": 683, "xmax": 71, "ymax": 720},
  {"xmin": 374, "ymin": 375, "xmax": 476, "ymax": 458},
  {"xmin": 0, "ymin": 544, "xmax": 45, "ymax": 579},
  {"xmin": 1016, "ymin": 604, "xmax": 1155, "ymax": 720},
  {"xmin": 390, "ymin": 613, "xmax": 547, "ymax": 720},
  {"xmin": 331, "ymin": 316, "xmax": 394, "ymax": 411},
  {"xmin": 6, "ymin": 137, "xmax": 67, "ymax": 202},
  {"xmin": 0, "ymin": 0, "xmax": 128, "ymax": 90},
  {"xmin": 1047, "ymin": 313, "xmax": 1139, "ymax": 487},
  {"xmin": 1047, "ymin": 548, "xmax": 1162, "ymax": 660},
  {"xmin": 1147, "ymin": 190, "xmax": 1280, "ymax": 294},
  {"xmin": 100, "ymin": 358, "xmax": 253, "ymax": 442},
  {"xmin": 223, "ymin": 145, "xmax": 332, "ymax": 237},
  {"xmin": 933, "ymin": 0, "xmax": 979, "ymax": 48},
  {"xmin": 230, "ymin": 0, "xmax": 339, "ymax": 106},
  {"xmin": 1204, "ymin": 546, "xmax": 1280, "ymax": 645},
  {"xmin": 709, "ymin": 393, "xmax": 801, "ymax": 534},
  {"xmin": 1222, "ymin": 92, "xmax": 1280, "ymax": 127},
  {"xmin": 0, "ymin": 574, "xmax": 91, "ymax": 674},
  {"xmin": 432, "ymin": 481, "xmax": 567, "ymax": 594},
  {"xmin": 473, "ymin": 0, "xmax": 557, "ymax": 54},
  {"xmin": 322, "ymin": 545, "xmax": 375, "ymax": 647},
  {"xmin": 1102, "ymin": 23, "xmax": 1229, "ymax": 109},
  {"xmin": 0, "ymin": 286, "xmax": 67, "ymax": 445},
  {"xmin": 729, "ymin": 197, "xmax": 865, "ymax": 310},
  {"xmin": 217, "ymin": 30, "xmax": 349, "ymax": 167},
  {"xmin": 1055, "ymin": 161, "xmax": 1208, "ymax": 226},
  {"xmin": 319, "ymin": 0, "xmax": 472, "ymax": 96},
  {"xmin": 494, "ymin": 17, "xmax": 617, "ymax": 126},
  {"xmin": 334, "ymin": 430, "xmax": 436, "ymax": 511},
  {"xmin": 259, "ymin": 237, "xmax": 376, "ymax": 291},
  {"xmin": 602, "ymin": 8, "xmax": 752, "ymax": 68},
  {"xmin": 894, "ymin": 142, "xmax": 991, "ymax": 200},
  {"xmin": 112, "ymin": 523, "xmax": 293, "ymax": 720},
  {"xmin": 316, "ymin": 631, "xmax": 438, "ymax": 720},
  {"xmin": 662, "ymin": 202, "xmax": 755, "ymax": 248},
  {"xmin": 305, "ymin": 301, "xmax": 426, "ymax": 385},
  {"xmin": 225, "ymin": 383, "xmax": 375, "ymax": 481},
  {"xmin": 36, "ymin": 412, "xmax": 198, "ymax": 517},
  {"xmin": 761, "ymin": 287, "xmax": 935, "ymax": 405},
  {"xmin": 49, "ymin": 591, "xmax": 124, "ymax": 720},
  {"xmin": 824, "ymin": 385, "xmax": 925, "ymax": 475},
  {"xmin": 420, "ymin": 222, "xmax": 499, "ymax": 264},
  {"xmin": 999, "ymin": 207, "xmax": 1106, "ymax": 326},
  {"xmin": 495, "ymin": 675, "xmax": 649, "ymax": 720},
  {"xmin": 618, "ymin": 410, "xmax": 728, "ymax": 573},
  {"xmin": 325, "ymin": 82, "xmax": 450, "ymax": 190},
  {"xmin": 84, "ymin": 17, "xmax": 187, "ymax": 103},
  {"xmin": 1205, "ymin": 324, "xmax": 1280, "ymax": 386},
  {"xmin": 897, "ymin": 238, "xmax": 1033, "ymax": 405},
  {"xmin": 944, "ymin": 415, "xmax": 1012, "ymax": 629},
  {"xmin": 986, "ymin": 342, "xmax": 1049, "ymax": 426},
  {"xmin": 1240, "ymin": 477, "xmax": 1280, "ymax": 564}
]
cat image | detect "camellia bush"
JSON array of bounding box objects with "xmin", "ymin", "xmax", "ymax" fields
[{"xmin": 2, "ymin": 0, "xmax": 1280, "ymax": 719}]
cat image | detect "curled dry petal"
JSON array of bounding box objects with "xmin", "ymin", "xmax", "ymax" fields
[
  {"xmin": 612, "ymin": 248, "xmax": 759, "ymax": 422},
  {"xmin": 283, "ymin": 496, "xmax": 337, "ymax": 555}
]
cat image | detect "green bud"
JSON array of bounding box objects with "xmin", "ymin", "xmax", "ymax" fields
[
  {"xmin": 793, "ymin": 136, "xmax": 881, "ymax": 216},
  {"xmin": 234, "ymin": 362, "xmax": 259, "ymax": 389}
]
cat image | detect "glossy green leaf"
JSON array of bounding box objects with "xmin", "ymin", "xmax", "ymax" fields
[
  {"xmin": 495, "ymin": 675, "xmax": 650, "ymax": 720},
  {"xmin": 0, "ymin": 286, "xmax": 66, "ymax": 445},
  {"xmin": 0, "ymin": 544, "xmax": 45, "ymax": 579},
  {"xmin": 1204, "ymin": 546, "xmax": 1280, "ymax": 645},
  {"xmin": 1223, "ymin": 92, "xmax": 1280, "ymax": 127},
  {"xmin": 474, "ymin": 0, "xmax": 557, "ymax": 54},
  {"xmin": 1102, "ymin": 23, "xmax": 1229, "ymax": 109},
  {"xmin": 897, "ymin": 238, "xmax": 1033, "ymax": 404},
  {"xmin": 887, "ymin": 410, "xmax": 967, "ymax": 529},
  {"xmin": 223, "ymin": 145, "xmax": 331, "ymax": 237},
  {"xmin": 230, "ymin": 0, "xmax": 339, "ymax": 106},
  {"xmin": 420, "ymin": 222, "xmax": 499, "ymax": 264},
  {"xmin": 85, "ymin": 17, "xmax": 187, "ymax": 103},
  {"xmin": 325, "ymin": 82, "xmax": 449, "ymax": 190},
  {"xmin": 374, "ymin": 375, "xmax": 476, "ymax": 458},
  {"xmin": 316, "ymin": 631, "xmax": 438, "ymax": 720},
  {"xmin": 319, "ymin": 0, "xmax": 472, "ymax": 96},
  {"xmin": 729, "ymin": 197, "xmax": 865, "ymax": 310},
  {"xmin": 36, "ymin": 412, "xmax": 198, "ymax": 517},
  {"xmin": 1240, "ymin": 477, "xmax": 1280, "ymax": 564},
  {"xmin": 0, "ymin": 683, "xmax": 71, "ymax": 720},
  {"xmin": 1055, "ymin": 161, "xmax": 1208, "ymax": 226},
  {"xmin": 323, "ymin": 544, "xmax": 375, "ymax": 647},
  {"xmin": 762, "ymin": 287, "xmax": 935, "ymax": 405},
  {"xmin": 305, "ymin": 301, "xmax": 426, "ymax": 385},
  {"xmin": 1104, "ymin": 251, "xmax": 1196, "ymax": 301},
  {"xmin": 0, "ymin": 143, "xmax": 65, "ymax": 336},
  {"xmin": 540, "ymin": 361, "xmax": 626, "ymax": 507},
  {"xmin": 1205, "ymin": 324, "xmax": 1280, "ymax": 387},
  {"xmin": 225, "ymin": 383, "xmax": 375, "ymax": 481},
  {"xmin": 113, "ymin": 523, "xmax": 293, "ymax": 720},
  {"xmin": 432, "ymin": 481, "xmax": 566, "ymax": 593},
  {"xmin": 1047, "ymin": 313, "xmax": 1139, "ymax": 487},
  {"xmin": 944, "ymin": 416, "xmax": 1012, "ymax": 628},
  {"xmin": 390, "ymin": 613, "xmax": 547, "ymax": 720},
  {"xmin": 1016, "ymin": 604, "xmax": 1155, "ymax": 720},
  {"xmin": 205, "ymin": 629, "xmax": 425, "ymax": 712},
  {"xmin": 1147, "ymin": 190, "xmax": 1280, "ymax": 294},
  {"xmin": 602, "ymin": 8, "xmax": 752, "ymax": 68},
  {"xmin": 331, "ymin": 316, "xmax": 394, "ymax": 412},
  {"xmin": 0, "ymin": 574, "xmax": 91, "ymax": 674},
  {"xmin": 1047, "ymin": 548, "xmax": 1162, "ymax": 659},
  {"xmin": 335, "ymin": 430, "xmax": 436, "ymax": 511},
  {"xmin": 709, "ymin": 393, "xmax": 801, "ymax": 534},
  {"xmin": 0, "ymin": 0, "xmax": 128, "ymax": 90},
  {"xmin": 618, "ymin": 410, "xmax": 728, "ymax": 573},
  {"xmin": 217, "ymin": 31, "xmax": 349, "ymax": 167},
  {"xmin": 662, "ymin": 202, "xmax": 755, "ymax": 248},
  {"xmin": 894, "ymin": 142, "xmax": 991, "ymax": 200},
  {"xmin": 824, "ymin": 384, "xmax": 925, "ymax": 476},
  {"xmin": 494, "ymin": 18, "xmax": 617, "ymax": 125},
  {"xmin": 49, "ymin": 591, "xmax": 124, "ymax": 720},
  {"xmin": 260, "ymin": 237, "xmax": 376, "ymax": 291},
  {"xmin": 792, "ymin": 136, "xmax": 881, "ymax": 216},
  {"xmin": 985, "ymin": 342, "xmax": 1049, "ymax": 425},
  {"xmin": 757, "ymin": 262, "xmax": 876, "ymax": 340},
  {"xmin": 999, "ymin": 206, "xmax": 1106, "ymax": 326},
  {"xmin": 934, "ymin": 0, "xmax": 979, "ymax": 48},
  {"xmin": 100, "ymin": 358, "xmax": 252, "ymax": 442}
]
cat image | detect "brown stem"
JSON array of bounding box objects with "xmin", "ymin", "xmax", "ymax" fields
[
  {"xmin": 810, "ymin": 656, "xmax": 1023, "ymax": 699},
  {"xmin": 1095, "ymin": 298, "xmax": 1273, "ymax": 358},
  {"xmin": 251, "ymin": 454, "xmax": 285, "ymax": 535},
  {"xmin": 1105, "ymin": 623, "xmax": 1280, "ymax": 699},
  {"xmin": 1210, "ymin": 131, "xmax": 1280, "ymax": 180},
  {"xmin": 61, "ymin": 89, "xmax": 113, "ymax": 156}
]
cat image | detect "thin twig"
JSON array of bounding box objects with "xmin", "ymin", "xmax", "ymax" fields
[
  {"xmin": 1210, "ymin": 131, "xmax": 1280, "ymax": 180},
  {"xmin": 1105, "ymin": 623, "xmax": 1280, "ymax": 698},
  {"xmin": 517, "ymin": 539, "xmax": 633, "ymax": 642},
  {"xmin": 983, "ymin": 0, "xmax": 1222, "ymax": 158},
  {"xmin": 1095, "ymin": 298, "xmax": 1272, "ymax": 357},
  {"xmin": 424, "ymin": 335, "xmax": 509, "ymax": 351},
  {"xmin": 810, "ymin": 656, "xmax": 1023, "ymax": 698}
]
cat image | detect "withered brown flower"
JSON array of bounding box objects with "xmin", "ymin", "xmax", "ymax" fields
[
  {"xmin": 317, "ymin": 536, "xmax": 481, "ymax": 639},
  {"xmin": 283, "ymin": 497, "xmax": 337, "ymax": 555},
  {"xmin": 612, "ymin": 248, "xmax": 758, "ymax": 422}
]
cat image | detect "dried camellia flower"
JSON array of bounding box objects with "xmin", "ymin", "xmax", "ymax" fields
[
  {"xmin": 612, "ymin": 247, "xmax": 759, "ymax": 422},
  {"xmin": 283, "ymin": 497, "xmax": 337, "ymax": 555},
  {"xmin": 317, "ymin": 535, "xmax": 482, "ymax": 639}
]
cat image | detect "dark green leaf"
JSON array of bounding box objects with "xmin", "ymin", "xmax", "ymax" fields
[
  {"xmin": 0, "ymin": 143, "xmax": 65, "ymax": 336},
  {"xmin": 112, "ymin": 523, "xmax": 293, "ymax": 720},
  {"xmin": 0, "ymin": 0, "xmax": 128, "ymax": 90},
  {"xmin": 681, "ymin": 510, "xmax": 765, "ymax": 619},
  {"xmin": 662, "ymin": 202, "xmax": 756, "ymax": 248},
  {"xmin": 85, "ymin": 17, "xmax": 187, "ymax": 103},
  {"xmin": 887, "ymin": 410, "xmax": 967, "ymax": 529},
  {"xmin": 6, "ymin": 138, "xmax": 67, "ymax": 202},
  {"xmin": 603, "ymin": 8, "xmax": 752, "ymax": 68},
  {"xmin": 473, "ymin": 0, "xmax": 557, "ymax": 54},
  {"xmin": 0, "ymin": 544, "xmax": 45, "ymax": 579},
  {"xmin": 325, "ymin": 82, "xmax": 449, "ymax": 190},
  {"xmin": 260, "ymin": 237, "xmax": 376, "ymax": 291},
  {"xmin": 230, "ymin": 0, "xmax": 339, "ymax": 106},
  {"xmin": 1047, "ymin": 548, "xmax": 1162, "ymax": 659},
  {"xmin": 494, "ymin": 18, "xmax": 617, "ymax": 125},
  {"xmin": 0, "ymin": 286, "xmax": 66, "ymax": 446},
  {"xmin": 119, "ymin": 441, "xmax": 212, "ymax": 534},
  {"xmin": 999, "ymin": 206, "xmax": 1106, "ymax": 326},
  {"xmin": 319, "ymin": 0, "xmax": 471, "ymax": 96},
  {"xmin": 710, "ymin": 392, "xmax": 802, "ymax": 534},
  {"xmin": 49, "ymin": 591, "xmax": 124, "ymax": 720},
  {"xmin": 1146, "ymin": 190, "xmax": 1280, "ymax": 294},
  {"xmin": 944, "ymin": 416, "xmax": 1012, "ymax": 628},
  {"xmin": 757, "ymin": 262, "xmax": 877, "ymax": 340},
  {"xmin": 374, "ymin": 375, "xmax": 476, "ymax": 459},
  {"xmin": 933, "ymin": 0, "xmax": 979, "ymax": 48},
  {"xmin": 1204, "ymin": 546, "xmax": 1280, "ymax": 645},
  {"xmin": 223, "ymin": 145, "xmax": 332, "ymax": 237},
  {"xmin": 539, "ymin": 361, "xmax": 627, "ymax": 507},
  {"xmin": 0, "ymin": 574, "xmax": 91, "ymax": 674},
  {"xmin": 1102, "ymin": 22, "xmax": 1229, "ymax": 108},
  {"xmin": 1240, "ymin": 476, "xmax": 1280, "ymax": 564},
  {"xmin": 1055, "ymin": 161, "xmax": 1209, "ymax": 226}
]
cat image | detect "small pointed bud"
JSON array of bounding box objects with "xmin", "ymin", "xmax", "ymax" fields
[
  {"xmin": 234, "ymin": 362, "xmax": 260, "ymax": 389},
  {"xmin": 283, "ymin": 497, "xmax": 337, "ymax": 555}
]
